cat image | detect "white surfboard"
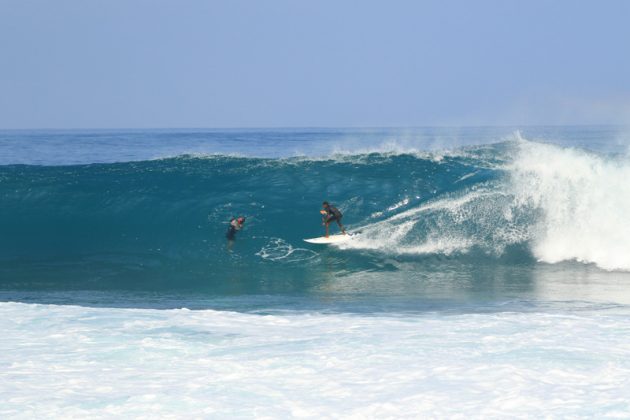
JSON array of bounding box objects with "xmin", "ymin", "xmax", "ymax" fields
[{"xmin": 303, "ymin": 234, "xmax": 353, "ymax": 244}]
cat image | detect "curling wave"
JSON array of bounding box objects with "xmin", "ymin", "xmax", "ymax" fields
[
  {"xmin": 342, "ymin": 140, "xmax": 630, "ymax": 271},
  {"xmin": 1, "ymin": 138, "xmax": 629, "ymax": 293}
]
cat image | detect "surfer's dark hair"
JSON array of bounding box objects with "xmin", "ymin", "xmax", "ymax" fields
[{"xmin": 322, "ymin": 201, "xmax": 329, "ymax": 206}]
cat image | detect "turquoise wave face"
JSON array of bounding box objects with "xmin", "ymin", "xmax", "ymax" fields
[
  {"xmin": 0, "ymin": 146, "xmax": 506, "ymax": 290},
  {"xmin": 2, "ymin": 138, "xmax": 630, "ymax": 301}
]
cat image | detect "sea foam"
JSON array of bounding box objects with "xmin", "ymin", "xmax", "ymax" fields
[{"xmin": 1, "ymin": 302, "xmax": 629, "ymax": 418}]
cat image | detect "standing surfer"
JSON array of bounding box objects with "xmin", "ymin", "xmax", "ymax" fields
[{"xmin": 321, "ymin": 201, "xmax": 346, "ymax": 238}]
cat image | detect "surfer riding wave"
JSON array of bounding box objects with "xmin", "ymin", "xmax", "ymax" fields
[{"xmin": 321, "ymin": 201, "xmax": 346, "ymax": 238}]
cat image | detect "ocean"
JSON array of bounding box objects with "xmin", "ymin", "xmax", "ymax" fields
[{"xmin": 1, "ymin": 126, "xmax": 630, "ymax": 418}]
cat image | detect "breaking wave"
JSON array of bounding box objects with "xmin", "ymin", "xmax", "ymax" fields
[{"xmin": 1, "ymin": 137, "xmax": 629, "ymax": 293}]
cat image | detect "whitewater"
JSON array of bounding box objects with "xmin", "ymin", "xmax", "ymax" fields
[
  {"xmin": 341, "ymin": 137, "xmax": 630, "ymax": 271},
  {"xmin": 1, "ymin": 127, "xmax": 630, "ymax": 418},
  {"xmin": 2, "ymin": 302, "xmax": 630, "ymax": 418}
]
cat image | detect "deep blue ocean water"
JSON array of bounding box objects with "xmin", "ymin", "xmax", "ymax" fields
[{"xmin": 1, "ymin": 127, "xmax": 630, "ymax": 417}]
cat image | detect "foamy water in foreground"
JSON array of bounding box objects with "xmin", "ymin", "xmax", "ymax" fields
[{"xmin": 2, "ymin": 302, "xmax": 629, "ymax": 418}]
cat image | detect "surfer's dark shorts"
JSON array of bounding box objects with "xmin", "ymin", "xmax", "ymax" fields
[
  {"xmin": 326, "ymin": 215, "xmax": 342, "ymax": 224},
  {"xmin": 226, "ymin": 226, "xmax": 237, "ymax": 240}
]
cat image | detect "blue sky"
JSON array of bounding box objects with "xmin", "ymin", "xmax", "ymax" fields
[{"xmin": 1, "ymin": 0, "xmax": 629, "ymax": 128}]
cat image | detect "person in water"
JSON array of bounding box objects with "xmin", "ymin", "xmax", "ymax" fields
[
  {"xmin": 321, "ymin": 201, "xmax": 346, "ymax": 238},
  {"xmin": 226, "ymin": 216, "xmax": 246, "ymax": 240}
]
